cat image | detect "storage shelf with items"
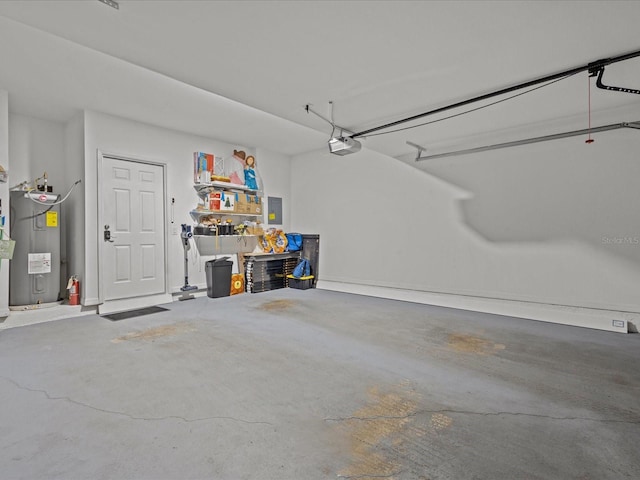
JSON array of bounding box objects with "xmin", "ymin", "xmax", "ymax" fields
[
  {"xmin": 244, "ymin": 252, "xmax": 301, "ymax": 293},
  {"xmin": 193, "ymin": 182, "xmax": 260, "ymax": 198},
  {"xmin": 242, "ymin": 235, "xmax": 320, "ymax": 294},
  {"xmin": 193, "ymin": 234, "xmax": 260, "ymax": 256},
  {"xmin": 190, "ymin": 150, "xmax": 264, "ymax": 255}
]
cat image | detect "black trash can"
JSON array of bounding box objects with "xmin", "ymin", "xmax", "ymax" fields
[{"xmin": 205, "ymin": 257, "xmax": 233, "ymax": 298}]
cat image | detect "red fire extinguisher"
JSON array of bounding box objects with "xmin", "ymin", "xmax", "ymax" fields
[{"xmin": 67, "ymin": 275, "xmax": 80, "ymax": 306}]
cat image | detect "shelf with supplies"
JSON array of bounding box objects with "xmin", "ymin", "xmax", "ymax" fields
[
  {"xmin": 193, "ymin": 234, "xmax": 259, "ymax": 256},
  {"xmin": 192, "ymin": 188, "xmax": 263, "ymax": 217},
  {"xmin": 193, "ymin": 182, "xmax": 261, "ymax": 197},
  {"xmin": 189, "ymin": 210, "xmax": 264, "ymax": 238},
  {"xmin": 189, "ymin": 191, "xmax": 264, "ymax": 255},
  {"xmin": 191, "ymin": 150, "xmax": 265, "ymax": 255},
  {"xmin": 189, "ymin": 209, "xmax": 262, "ymax": 220}
]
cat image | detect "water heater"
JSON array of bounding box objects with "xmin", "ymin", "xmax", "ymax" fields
[{"xmin": 9, "ymin": 191, "xmax": 61, "ymax": 306}]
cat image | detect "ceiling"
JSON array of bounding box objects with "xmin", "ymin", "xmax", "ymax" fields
[{"xmin": 1, "ymin": 0, "xmax": 639, "ymax": 158}]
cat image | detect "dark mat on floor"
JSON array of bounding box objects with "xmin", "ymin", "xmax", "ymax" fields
[{"xmin": 102, "ymin": 305, "xmax": 169, "ymax": 321}]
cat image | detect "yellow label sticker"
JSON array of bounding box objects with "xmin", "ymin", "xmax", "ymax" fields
[
  {"xmin": 46, "ymin": 211, "xmax": 58, "ymax": 227},
  {"xmin": 268, "ymin": 213, "xmax": 276, "ymax": 220}
]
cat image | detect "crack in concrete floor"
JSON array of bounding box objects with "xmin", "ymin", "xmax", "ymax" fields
[
  {"xmin": 0, "ymin": 375, "xmax": 273, "ymax": 426},
  {"xmin": 328, "ymin": 381, "xmax": 640, "ymax": 480},
  {"xmin": 325, "ymin": 408, "xmax": 640, "ymax": 425}
]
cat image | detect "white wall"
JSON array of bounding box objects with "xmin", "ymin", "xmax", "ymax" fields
[
  {"xmin": 0, "ymin": 90, "xmax": 9, "ymax": 317},
  {"xmin": 7, "ymin": 114, "xmax": 66, "ymax": 191},
  {"xmin": 291, "ymin": 123, "xmax": 640, "ymax": 332},
  {"xmin": 256, "ymin": 148, "xmax": 291, "ymax": 231},
  {"xmin": 83, "ymin": 111, "xmax": 291, "ymax": 305}
]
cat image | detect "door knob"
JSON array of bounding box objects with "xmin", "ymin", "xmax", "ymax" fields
[{"xmin": 104, "ymin": 226, "xmax": 115, "ymax": 242}]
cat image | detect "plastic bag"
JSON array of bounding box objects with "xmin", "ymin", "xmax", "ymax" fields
[
  {"xmin": 292, "ymin": 258, "xmax": 311, "ymax": 278},
  {"xmin": 0, "ymin": 229, "xmax": 15, "ymax": 260},
  {"xmin": 285, "ymin": 233, "xmax": 303, "ymax": 252},
  {"xmin": 261, "ymin": 228, "xmax": 288, "ymax": 254}
]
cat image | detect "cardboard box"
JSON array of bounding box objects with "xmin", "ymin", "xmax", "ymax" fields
[
  {"xmin": 246, "ymin": 225, "xmax": 264, "ymax": 236},
  {"xmin": 247, "ymin": 195, "xmax": 262, "ymax": 215},
  {"xmin": 235, "ymin": 194, "xmax": 252, "ymax": 214},
  {"xmin": 233, "ymin": 194, "xmax": 261, "ymax": 214}
]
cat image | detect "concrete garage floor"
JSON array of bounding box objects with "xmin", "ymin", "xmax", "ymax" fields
[{"xmin": 0, "ymin": 289, "xmax": 638, "ymax": 480}]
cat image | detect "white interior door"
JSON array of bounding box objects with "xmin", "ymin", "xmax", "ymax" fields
[{"xmin": 101, "ymin": 156, "xmax": 166, "ymax": 302}]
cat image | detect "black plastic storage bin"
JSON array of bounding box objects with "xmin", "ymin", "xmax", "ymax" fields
[
  {"xmin": 205, "ymin": 257, "xmax": 233, "ymax": 298},
  {"xmin": 287, "ymin": 275, "xmax": 314, "ymax": 290}
]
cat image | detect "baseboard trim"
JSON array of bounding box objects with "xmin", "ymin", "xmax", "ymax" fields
[
  {"xmin": 83, "ymin": 297, "xmax": 101, "ymax": 307},
  {"xmin": 317, "ymin": 280, "xmax": 636, "ymax": 334}
]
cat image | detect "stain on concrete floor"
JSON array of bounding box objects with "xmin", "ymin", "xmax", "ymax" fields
[
  {"xmin": 258, "ymin": 299, "xmax": 295, "ymax": 312},
  {"xmin": 331, "ymin": 383, "xmax": 453, "ymax": 479},
  {"xmin": 111, "ymin": 323, "xmax": 195, "ymax": 343},
  {"xmin": 447, "ymin": 333, "xmax": 505, "ymax": 355}
]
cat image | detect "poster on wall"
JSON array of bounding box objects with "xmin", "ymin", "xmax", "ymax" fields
[{"xmin": 28, "ymin": 253, "xmax": 51, "ymax": 274}]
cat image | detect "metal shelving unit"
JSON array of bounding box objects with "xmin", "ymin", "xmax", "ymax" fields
[{"xmin": 190, "ymin": 183, "xmax": 263, "ymax": 255}]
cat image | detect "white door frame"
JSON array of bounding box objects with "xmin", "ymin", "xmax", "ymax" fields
[{"xmin": 97, "ymin": 150, "xmax": 171, "ymax": 313}]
